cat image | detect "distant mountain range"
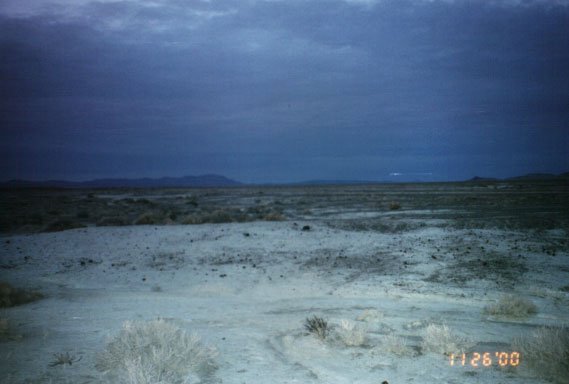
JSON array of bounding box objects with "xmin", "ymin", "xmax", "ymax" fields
[
  {"xmin": 0, "ymin": 174, "xmax": 242, "ymax": 189},
  {"xmin": 1, "ymin": 171, "xmax": 567, "ymax": 189},
  {"xmin": 468, "ymin": 172, "xmax": 569, "ymax": 182}
]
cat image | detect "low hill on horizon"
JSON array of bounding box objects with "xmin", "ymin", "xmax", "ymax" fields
[
  {"xmin": 0, "ymin": 174, "xmax": 242, "ymax": 189},
  {"xmin": 1, "ymin": 171, "xmax": 567, "ymax": 189}
]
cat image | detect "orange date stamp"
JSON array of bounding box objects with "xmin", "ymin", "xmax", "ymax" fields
[{"xmin": 448, "ymin": 352, "xmax": 520, "ymax": 367}]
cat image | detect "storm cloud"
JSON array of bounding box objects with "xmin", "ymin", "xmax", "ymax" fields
[{"xmin": 1, "ymin": 0, "xmax": 568, "ymax": 182}]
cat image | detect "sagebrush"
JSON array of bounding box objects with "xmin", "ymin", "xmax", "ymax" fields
[
  {"xmin": 304, "ymin": 316, "xmax": 329, "ymax": 340},
  {"xmin": 421, "ymin": 324, "xmax": 473, "ymax": 355},
  {"xmin": 483, "ymin": 294, "xmax": 537, "ymax": 318},
  {"xmin": 514, "ymin": 325, "xmax": 569, "ymax": 384},
  {"xmin": 96, "ymin": 318, "xmax": 217, "ymax": 384},
  {"xmin": 383, "ymin": 334, "xmax": 414, "ymax": 356},
  {"xmin": 335, "ymin": 319, "xmax": 366, "ymax": 347}
]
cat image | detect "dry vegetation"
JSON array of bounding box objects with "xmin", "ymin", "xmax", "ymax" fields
[
  {"xmin": 514, "ymin": 325, "xmax": 569, "ymax": 384},
  {"xmin": 0, "ymin": 282, "xmax": 43, "ymax": 308},
  {"xmin": 383, "ymin": 334, "xmax": 414, "ymax": 357},
  {"xmin": 304, "ymin": 316, "xmax": 329, "ymax": 340},
  {"xmin": 96, "ymin": 318, "xmax": 218, "ymax": 384},
  {"xmin": 2, "ymin": 181, "xmax": 568, "ymax": 234},
  {"xmin": 483, "ymin": 294, "xmax": 538, "ymax": 318},
  {"xmin": 421, "ymin": 324, "xmax": 473, "ymax": 355},
  {"xmin": 335, "ymin": 319, "xmax": 367, "ymax": 347}
]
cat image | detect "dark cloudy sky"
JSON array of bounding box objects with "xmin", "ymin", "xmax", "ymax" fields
[{"xmin": 1, "ymin": 0, "xmax": 568, "ymax": 183}]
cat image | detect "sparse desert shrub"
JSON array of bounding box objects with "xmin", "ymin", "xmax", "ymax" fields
[
  {"xmin": 356, "ymin": 309, "xmax": 384, "ymax": 322},
  {"xmin": 304, "ymin": 316, "xmax": 329, "ymax": 340},
  {"xmin": 43, "ymin": 219, "xmax": 86, "ymax": 232},
  {"xmin": 421, "ymin": 324, "xmax": 473, "ymax": 355},
  {"xmin": 183, "ymin": 208, "xmax": 249, "ymax": 224},
  {"xmin": 96, "ymin": 318, "xmax": 218, "ymax": 384},
  {"xmin": 186, "ymin": 196, "xmax": 198, "ymax": 207},
  {"xmin": 388, "ymin": 202, "xmax": 401, "ymax": 210},
  {"xmin": 49, "ymin": 352, "xmax": 82, "ymax": 367},
  {"xmin": 0, "ymin": 282, "xmax": 43, "ymax": 307},
  {"xmin": 133, "ymin": 212, "xmax": 164, "ymax": 225},
  {"xmin": 529, "ymin": 287, "xmax": 566, "ymax": 300},
  {"xmin": 383, "ymin": 334, "xmax": 413, "ymax": 356},
  {"xmin": 513, "ymin": 325, "xmax": 569, "ymax": 384},
  {"xmin": 336, "ymin": 319, "xmax": 366, "ymax": 347},
  {"xmin": 207, "ymin": 209, "xmax": 236, "ymax": 223},
  {"xmin": 134, "ymin": 211, "xmax": 168, "ymax": 225},
  {"xmin": 483, "ymin": 294, "xmax": 537, "ymax": 318},
  {"xmin": 263, "ymin": 212, "xmax": 285, "ymax": 221}
]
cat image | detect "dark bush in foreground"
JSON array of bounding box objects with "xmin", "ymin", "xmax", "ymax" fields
[{"xmin": 304, "ymin": 315, "xmax": 329, "ymax": 340}]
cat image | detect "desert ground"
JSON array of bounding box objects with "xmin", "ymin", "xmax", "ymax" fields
[{"xmin": 1, "ymin": 181, "xmax": 568, "ymax": 384}]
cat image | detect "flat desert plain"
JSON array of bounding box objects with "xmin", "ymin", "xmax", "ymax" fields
[{"xmin": 1, "ymin": 181, "xmax": 568, "ymax": 384}]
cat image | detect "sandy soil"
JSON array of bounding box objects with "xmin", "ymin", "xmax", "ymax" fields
[{"xmin": 1, "ymin": 184, "xmax": 568, "ymax": 383}]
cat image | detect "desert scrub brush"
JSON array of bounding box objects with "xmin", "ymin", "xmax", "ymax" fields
[
  {"xmin": 96, "ymin": 318, "xmax": 217, "ymax": 383},
  {"xmin": 304, "ymin": 315, "xmax": 329, "ymax": 340}
]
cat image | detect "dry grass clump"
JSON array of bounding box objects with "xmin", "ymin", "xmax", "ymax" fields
[
  {"xmin": 388, "ymin": 202, "xmax": 401, "ymax": 210},
  {"xmin": 421, "ymin": 324, "xmax": 473, "ymax": 355},
  {"xmin": 513, "ymin": 325, "xmax": 569, "ymax": 384},
  {"xmin": 356, "ymin": 309, "xmax": 384, "ymax": 322},
  {"xmin": 383, "ymin": 334, "xmax": 414, "ymax": 356},
  {"xmin": 96, "ymin": 318, "xmax": 218, "ymax": 384},
  {"xmin": 49, "ymin": 352, "xmax": 82, "ymax": 367},
  {"xmin": 263, "ymin": 212, "xmax": 286, "ymax": 221},
  {"xmin": 136, "ymin": 204, "xmax": 287, "ymax": 225},
  {"xmin": 0, "ymin": 282, "xmax": 43, "ymax": 308},
  {"xmin": 134, "ymin": 211, "xmax": 170, "ymax": 225},
  {"xmin": 483, "ymin": 294, "xmax": 537, "ymax": 318},
  {"xmin": 206, "ymin": 209, "xmax": 246, "ymax": 223},
  {"xmin": 182, "ymin": 208, "xmax": 249, "ymax": 224},
  {"xmin": 304, "ymin": 316, "xmax": 329, "ymax": 340},
  {"xmin": 335, "ymin": 319, "xmax": 367, "ymax": 347}
]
